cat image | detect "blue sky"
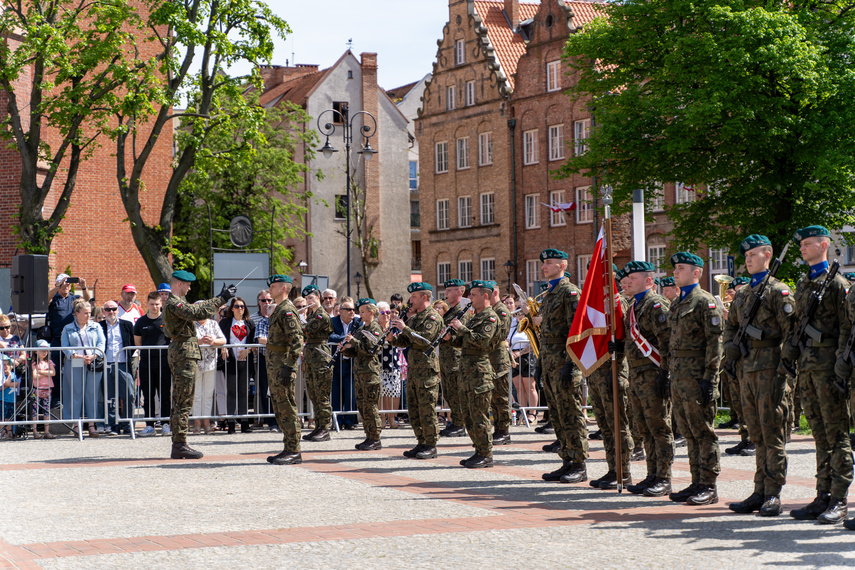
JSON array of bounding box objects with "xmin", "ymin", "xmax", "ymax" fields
[{"xmin": 234, "ymin": 1, "xmax": 451, "ymax": 89}]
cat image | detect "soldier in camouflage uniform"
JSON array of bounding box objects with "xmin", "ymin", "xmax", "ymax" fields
[
  {"xmin": 783, "ymin": 226, "xmax": 853, "ymax": 524},
  {"xmin": 449, "ymin": 280, "xmax": 499, "ymax": 468},
  {"xmin": 721, "ymin": 277, "xmax": 755, "ymax": 456},
  {"xmin": 840, "ymin": 278, "xmax": 855, "ymax": 530},
  {"xmin": 723, "ymin": 235, "xmax": 793, "ymax": 517},
  {"xmin": 299, "ymin": 284, "xmax": 334, "ymax": 442},
  {"xmin": 620, "ymin": 261, "xmax": 674, "ymax": 497},
  {"xmin": 487, "ymin": 283, "xmax": 513, "ymax": 445},
  {"xmin": 438, "ymin": 279, "xmax": 468, "ymax": 438},
  {"xmin": 163, "ymin": 270, "xmax": 233, "ymax": 459},
  {"xmin": 535, "ymin": 249, "xmax": 588, "ymax": 484},
  {"xmin": 263, "ymin": 275, "xmax": 305, "ymax": 465},
  {"xmin": 390, "ymin": 282, "xmax": 443, "ymax": 459},
  {"xmin": 667, "ymin": 252, "xmax": 723, "ymax": 506},
  {"xmin": 342, "ymin": 298, "xmax": 384, "ymax": 450}
]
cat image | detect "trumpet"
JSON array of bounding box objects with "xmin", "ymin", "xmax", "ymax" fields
[
  {"xmin": 714, "ymin": 274, "xmax": 734, "ymax": 311},
  {"xmin": 513, "ymin": 283, "xmax": 546, "ymax": 359}
]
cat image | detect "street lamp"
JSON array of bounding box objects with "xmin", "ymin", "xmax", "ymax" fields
[
  {"xmin": 354, "ymin": 271, "xmax": 363, "ymax": 297},
  {"xmin": 297, "ymin": 260, "xmax": 308, "ymax": 275},
  {"xmin": 316, "ymin": 107, "xmax": 378, "ymax": 297},
  {"xmin": 503, "ymin": 260, "xmax": 516, "ymax": 291}
]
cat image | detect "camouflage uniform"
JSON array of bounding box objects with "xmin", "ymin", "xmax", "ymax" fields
[
  {"xmin": 391, "ymin": 308, "xmax": 443, "ymax": 447},
  {"xmin": 668, "ymin": 285, "xmax": 723, "ymax": 486},
  {"xmin": 724, "ymin": 276, "xmax": 793, "ymax": 497},
  {"xmin": 489, "ymin": 301, "xmax": 513, "ymax": 432},
  {"xmin": 538, "ymin": 277, "xmax": 588, "ymax": 464},
  {"xmin": 439, "ymin": 301, "xmax": 466, "ymax": 428},
  {"xmin": 163, "ymin": 293, "xmax": 225, "ymax": 444},
  {"xmin": 721, "ymin": 356, "xmax": 748, "ymax": 439},
  {"xmin": 625, "ymin": 289, "xmax": 673, "ymax": 480},
  {"xmin": 783, "ymin": 270, "xmax": 853, "ymax": 499},
  {"xmin": 451, "ymin": 306, "xmax": 498, "ymax": 458},
  {"xmin": 587, "ymin": 356, "xmax": 633, "ymax": 475},
  {"xmin": 266, "ymin": 298, "xmax": 304, "ymax": 452},
  {"xmin": 302, "ymin": 306, "xmax": 334, "ymax": 429},
  {"xmin": 343, "ymin": 320, "xmax": 384, "ymax": 440}
]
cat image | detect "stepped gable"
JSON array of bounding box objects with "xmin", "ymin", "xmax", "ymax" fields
[{"xmin": 472, "ymin": 0, "xmax": 539, "ymax": 91}]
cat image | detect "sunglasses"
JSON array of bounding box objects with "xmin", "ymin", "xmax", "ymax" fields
[
  {"xmin": 323, "ymin": 296, "xmax": 335, "ymax": 300},
  {"xmin": 380, "ymin": 310, "xmax": 391, "ymax": 315},
  {"xmin": 103, "ymin": 308, "xmax": 118, "ymax": 312},
  {"xmin": 340, "ymin": 307, "xmax": 355, "ymax": 312},
  {"xmin": 0, "ymin": 326, "xmax": 9, "ymax": 330},
  {"xmin": 233, "ymin": 305, "xmax": 246, "ymax": 309},
  {"xmin": 259, "ymin": 299, "xmax": 273, "ymax": 303}
]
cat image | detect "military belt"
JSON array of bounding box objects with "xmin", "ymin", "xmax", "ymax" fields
[
  {"xmin": 805, "ymin": 338, "xmax": 836, "ymax": 348},
  {"xmin": 462, "ymin": 349, "xmax": 489, "ymax": 356},
  {"xmin": 673, "ymin": 349, "xmax": 705, "ymax": 358},
  {"xmin": 630, "ymin": 358, "xmax": 656, "ymax": 368},
  {"xmin": 171, "ymin": 336, "xmax": 191, "ymax": 342},
  {"xmin": 266, "ymin": 344, "xmax": 289, "ymax": 352},
  {"xmin": 748, "ymin": 338, "xmax": 782, "ymax": 349},
  {"xmin": 541, "ymin": 336, "xmax": 567, "ymax": 344}
]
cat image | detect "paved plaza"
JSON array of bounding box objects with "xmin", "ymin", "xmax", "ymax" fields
[{"xmin": 1, "ymin": 421, "xmax": 854, "ymax": 568}]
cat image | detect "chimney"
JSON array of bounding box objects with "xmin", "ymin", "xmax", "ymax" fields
[
  {"xmin": 360, "ymin": 52, "xmax": 382, "ymax": 255},
  {"xmin": 504, "ymin": 0, "xmax": 519, "ymax": 29}
]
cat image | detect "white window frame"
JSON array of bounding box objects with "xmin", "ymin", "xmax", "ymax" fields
[
  {"xmin": 546, "ymin": 60, "xmax": 560, "ymax": 92},
  {"xmin": 456, "ymin": 137, "xmax": 470, "ymax": 170},
  {"xmin": 465, "ymin": 80, "xmax": 476, "ymax": 107},
  {"xmin": 523, "ymin": 129, "xmax": 538, "ymax": 165},
  {"xmin": 676, "ymin": 182, "xmax": 695, "ymax": 204},
  {"xmin": 526, "ymin": 259, "xmax": 539, "ymax": 296},
  {"xmin": 458, "ymin": 260, "xmax": 473, "ymax": 283},
  {"xmin": 478, "ymin": 132, "xmax": 493, "ymax": 166},
  {"xmin": 548, "ymin": 124, "xmax": 565, "ymax": 161},
  {"xmin": 446, "ymin": 85, "xmax": 456, "ymax": 111},
  {"xmin": 576, "ymin": 186, "xmax": 593, "ymax": 224},
  {"xmin": 550, "ymin": 190, "xmax": 567, "ymax": 227},
  {"xmin": 574, "ymin": 119, "xmax": 590, "ymax": 155},
  {"xmin": 480, "ymin": 193, "xmax": 494, "ymax": 225},
  {"xmin": 480, "ymin": 258, "xmax": 496, "ymax": 281},
  {"xmin": 651, "ymin": 182, "xmax": 665, "ymax": 212},
  {"xmin": 436, "ymin": 199, "xmax": 449, "ymax": 230},
  {"xmin": 437, "ymin": 262, "xmax": 451, "ymax": 285},
  {"xmin": 577, "ymin": 254, "xmax": 593, "ymax": 284},
  {"xmin": 524, "ymin": 194, "xmax": 540, "ymax": 229},
  {"xmin": 455, "ymin": 39, "xmax": 465, "ymax": 65},
  {"xmin": 435, "ymin": 141, "xmax": 448, "ymax": 174},
  {"xmin": 458, "ymin": 196, "xmax": 472, "ymax": 228},
  {"xmin": 647, "ymin": 245, "xmax": 667, "ymax": 277},
  {"xmin": 709, "ymin": 248, "xmax": 728, "ymax": 275}
]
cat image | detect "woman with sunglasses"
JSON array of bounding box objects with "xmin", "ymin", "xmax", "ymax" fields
[{"xmin": 218, "ymin": 297, "xmax": 256, "ymax": 434}]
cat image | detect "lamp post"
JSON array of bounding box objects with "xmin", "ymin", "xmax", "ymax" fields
[
  {"xmin": 354, "ymin": 271, "xmax": 363, "ymax": 297},
  {"xmin": 316, "ymin": 107, "xmax": 378, "ymax": 297},
  {"xmin": 503, "ymin": 260, "xmax": 516, "ymax": 291},
  {"xmin": 297, "ymin": 260, "xmax": 308, "ymax": 275}
]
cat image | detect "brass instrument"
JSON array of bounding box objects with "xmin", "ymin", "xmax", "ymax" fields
[
  {"xmin": 513, "ymin": 283, "xmax": 546, "ymax": 359},
  {"xmin": 714, "ymin": 274, "xmax": 734, "ymax": 311}
]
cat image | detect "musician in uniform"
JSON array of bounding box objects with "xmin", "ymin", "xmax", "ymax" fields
[
  {"xmin": 487, "ymin": 281, "xmax": 513, "ymax": 446},
  {"xmin": 438, "ymin": 279, "xmax": 467, "ymax": 438},
  {"xmin": 724, "ymin": 235, "xmax": 793, "ymax": 516},
  {"xmin": 342, "ymin": 298, "xmax": 384, "ymax": 451},
  {"xmin": 784, "ymin": 226, "xmax": 852, "ymax": 524},
  {"xmin": 300, "ymin": 284, "xmax": 334, "ymax": 442},
  {"xmin": 620, "ymin": 261, "xmax": 674, "ymax": 497},
  {"xmin": 535, "ymin": 249, "xmax": 588, "ymax": 484},
  {"xmin": 390, "ymin": 282, "xmax": 443, "ymax": 460},
  {"xmin": 667, "ymin": 252, "xmax": 723, "ymax": 506}
]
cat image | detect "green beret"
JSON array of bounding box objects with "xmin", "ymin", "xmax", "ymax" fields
[
  {"xmin": 355, "ymin": 298, "xmax": 376, "ymax": 309},
  {"xmin": 729, "ymin": 276, "xmax": 750, "ymax": 289},
  {"xmin": 739, "ymin": 234, "xmax": 772, "ymax": 257},
  {"xmin": 268, "ymin": 274, "xmax": 293, "ymax": 286},
  {"xmin": 486, "ymin": 280, "xmax": 498, "ymax": 290},
  {"xmin": 564, "ymin": 271, "xmax": 572, "ymax": 280},
  {"xmin": 660, "ymin": 276, "xmax": 675, "ymax": 287},
  {"xmin": 793, "ymin": 225, "xmax": 830, "ymax": 244},
  {"xmin": 301, "ymin": 284, "xmax": 319, "ymax": 297},
  {"xmin": 407, "ymin": 282, "xmax": 433, "ymax": 294},
  {"xmin": 540, "ymin": 248, "xmax": 568, "ymax": 262},
  {"xmin": 670, "ymin": 251, "xmax": 704, "ymax": 268},
  {"xmin": 623, "ymin": 260, "xmax": 656, "ymax": 275},
  {"xmin": 654, "ymin": 277, "xmax": 661, "ymax": 286},
  {"xmin": 444, "ymin": 279, "xmax": 465, "ymax": 288},
  {"xmin": 171, "ymin": 270, "xmax": 196, "ymax": 282},
  {"xmin": 615, "ymin": 269, "xmax": 625, "ymax": 282},
  {"xmin": 469, "ymin": 280, "xmax": 494, "ymax": 292},
  {"xmin": 844, "ymin": 272, "xmax": 855, "ymax": 283}
]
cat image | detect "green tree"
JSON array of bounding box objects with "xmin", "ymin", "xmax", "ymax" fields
[
  {"xmin": 171, "ymin": 91, "xmax": 318, "ymax": 300},
  {"xmin": 559, "ymin": 0, "xmax": 855, "ymax": 271}
]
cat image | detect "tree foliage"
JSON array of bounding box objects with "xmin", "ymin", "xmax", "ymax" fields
[{"xmin": 559, "ymin": 0, "xmax": 855, "ymax": 273}]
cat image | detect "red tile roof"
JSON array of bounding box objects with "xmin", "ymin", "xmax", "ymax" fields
[
  {"xmin": 566, "ymin": 1, "xmax": 605, "ymax": 29},
  {"xmin": 258, "ymin": 68, "xmax": 328, "ymax": 108},
  {"xmin": 473, "ymin": 1, "xmax": 539, "ymax": 91}
]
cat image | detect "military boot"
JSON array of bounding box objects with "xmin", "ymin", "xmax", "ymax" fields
[
  {"xmin": 542, "ymin": 440, "xmax": 561, "ymax": 453},
  {"xmin": 817, "ymin": 498, "xmax": 848, "ymax": 525},
  {"xmin": 267, "ymin": 450, "xmax": 302, "ymax": 465},
  {"xmin": 686, "ymin": 484, "xmax": 718, "ymax": 506},
  {"xmin": 492, "ymin": 431, "xmax": 512, "ymax": 445},
  {"xmin": 643, "ymin": 478, "xmax": 672, "ymax": 497},
  {"xmin": 415, "ymin": 446, "xmax": 438, "ymax": 459},
  {"xmin": 464, "ymin": 454, "xmax": 494, "ymax": 469},
  {"xmin": 355, "ymin": 439, "xmax": 382, "ymax": 451},
  {"xmin": 627, "ymin": 474, "xmax": 656, "ymax": 495},
  {"xmin": 759, "ymin": 496, "xmax": 782, "ymax": 517},
  {"xmin": 843, "ymin": 516, "xmax": 855, "ymax": 530},
  {"xmin": 542, "ymin": 460, "xmax": 573, "ymax": 481},
  {"xmin": 460, "ymin": 453, "xmax": 477, "ymax": 466},
  {"xmin": 673, "ymin": 434, "xmax": 687, "ymax": 448},
  {"xmin": 403, "ymin": 444, "xmax": 425, "ymax": 458},
  {"xmin": 718, "ymin": 416, "xmax": 738, "ymax": 430},
  {"xmin": 301, "ymin": 427, "xmax": 320, "ymax": 441},
  {"xmin": 535, "ymin": 422, "xmax": 554, "ymax": 434},
  {"xmin": 170, "ymin": 442, "xmax": 203, "ymax": 460},
  {"xmin": 588, "ymin": 429, "xmax": 603, "ymax": 440},
  {"xmin": 600, "ymin": 472, "xmax": 632, "ymax": 490},
  {"xmin": 307, "ymin": 429, "xmax": 331, "ymax": 442},
  {"xmin": 440, "ymin": 424, "xmax": 466, "ymax": 437},
  {"xmin": 728, "ymin": 492, "xmax": 764, "ymax": 514},
  {"xmin": 631, "ymin": 445, "xmax": 645, "ymax": 462},
  {"xmin": 669, "ymin": 482, "xmax": 701, "ymax": 502},
  {"xmin": 790, "ymin": 491, "xmax": 831, "ymax": 520},
  {"xmin": 590, "ymin": 471, "xmax": 615, "ymax": 488},
  {"xmin": 559, "ymin": 462, "xmax": 587, "ymax": 484},
  {"xmin": 725, "ymin": 437, "xmax": 751, "ymax": 455}
]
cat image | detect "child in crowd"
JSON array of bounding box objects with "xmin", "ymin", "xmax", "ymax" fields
[
  {"xmin": 31, "ymin": 340, "xmax": 56, "ymax": 439},
  {"xmin": 1, "ymin": 356, "xmax": 18, "ymax": 439}
]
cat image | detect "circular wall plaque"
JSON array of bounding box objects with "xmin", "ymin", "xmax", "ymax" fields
[{"xmin": 230, "ymin": 215, "xmax": 254, "ymax": 247}]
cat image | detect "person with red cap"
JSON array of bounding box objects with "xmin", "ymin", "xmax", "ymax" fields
[{"xmin": 118, "ymin": 284, "xmax": 143, "ymax": 324}]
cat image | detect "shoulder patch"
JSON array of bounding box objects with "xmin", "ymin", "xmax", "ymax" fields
[
  {"xmin": 658, "ymin": 314, "xmax": 667, "ymax": 323},
  {"xmin": 285, "ymin": 312, "xmax": 293, "ymax": 316},
  {"xmin": 489, "ymin": 317, "xmax": 496, "ymax": 322},
  {"xmin": 653, "ymin": 302, "xmax": 661, "ymax": 309},
  {"xmin": 847, "ymin": 288, "xmax": 851, "ymax": 295},
  {"xmin": 317, "ymin": 314, "xmax": 323, "ymax": 319},
  {"xmin": 783, "ymin": 304, "xmax": 793, "ymax": 314},
  {"xmin": 781, "ymin": 290, "xmax": 789, "ymax": 296},
  {"xmin": 708, "ymin": 303, "xmax": 717, "ymax": 309},
  {"xmin": 176, "ymin": 302, "xmax": 183, "ymax": 308},
  {"xmin": 711, "ymin": 316, "xmax": 721, "ymax": 326},
  {"xmin": 570, "ymin": 291, "xmax": 579, "ymax": 296},
  {"xmin": 429, "ymin": 315, "xmax": 436, "ymax": 320}
]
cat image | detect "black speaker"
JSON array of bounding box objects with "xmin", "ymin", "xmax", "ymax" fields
[{"xmin": 12, "ymin": 255, "xmax": 50, "ymax": 314}]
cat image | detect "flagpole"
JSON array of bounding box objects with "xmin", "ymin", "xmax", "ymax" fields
[{"xmin": 602, "ymin": 189, "xmax": 623, "ymax": 493}]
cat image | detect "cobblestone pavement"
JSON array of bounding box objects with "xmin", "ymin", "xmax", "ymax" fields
[{"xmin": 1, "ymin": 419, "xmax": 854, "ymax": 568}]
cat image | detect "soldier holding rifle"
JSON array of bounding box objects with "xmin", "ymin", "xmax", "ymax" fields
[{"xmin": 438, "ymin": 279, "xmax": 468, "ymax": 438}]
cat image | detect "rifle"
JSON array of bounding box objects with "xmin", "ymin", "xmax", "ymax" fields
[
  {"xmin": 319, "ymin": 322, "xmax": 365, "ymax": 370},
  {"xmin": 789, "ymin": 259, "xmax": 840, "ymax": 354},
  {"xmin": 423, "ymin": 303, "xmax": 469, "ymax": 356}
]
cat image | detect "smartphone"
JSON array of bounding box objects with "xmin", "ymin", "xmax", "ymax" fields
[{"xmin": 66, "ymin": 277, "xmax": 80, "ymax": 284}]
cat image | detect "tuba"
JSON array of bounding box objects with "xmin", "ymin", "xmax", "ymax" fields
[
  {"xmin": 513, "ymin": 283, "xmax": 545, "ymax": 359},
  {"xmin": 714, "ymin": 274, "xmax": 734, "ymax": 311}
]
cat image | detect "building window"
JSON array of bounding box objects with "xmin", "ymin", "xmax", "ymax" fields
[
  {"xmin": 577, "ymin": 254, "xmax": 593, "ymax": 284},
  {"xmin": 709, "ymin": 248, "xmax": 728, "ymax": 274},
  {"xmin": 435, "ymin": 141, "xmax": 448, "ymax": 173},
  {"xmin": 576, "ymin": 186, "xmax": 593, "ymax": 224},
  {"xmin": 526, "ymin": 259, "xmax": 539, "ymax": 296},
  {"xmin": 651, "ymin": 183, "xmax": 665, "ymax": 211},
  {"xmin": 455, "ymin": 39, "xmax": 465, "ymax": 65},
  {"xmin": 334, "ymin": 194, "xmax": 347, "ymax": 220},
  {"xmin": 480, "ymin": 193, "xmax": 494, "ymax": 225},
  {"xmin": 446, "ymin": 85, "xmax": 456, "ymax": 111},
  {"xmin": 525, "ymin": 194, "xmax": 540, "ymax": 229},
  {"xmin": 410, "ymin": 200, "xmax": 420, "ymax": 228},
  {"xmin": 846, "ymin": 240, "xmax": 855, "ymax": 265},
  {"xmin": 437, "ymin": 262, "xmax": 451, "ymax": 285},
  {"xmin": 409, "ymin": 160, "xmax": 418, "ymax": 190},
  {"xmin": 481, "ymin": 258, "xmax": 496, "ymax": 281},
  {"xmin": 574, "ymin": 119, "xmax": 590, "ymax": 155},
  {"xmin": 550, "ymin": 190, "xmax": 566, "ymax": 227},
  {"xmin": 523, "ymin": 129, "xmax": 538, "ymax": 165},
  {"xmin": 676, "ymin": 182, "xmax": 695, "ymax": 204},
  {"xmin": 436, "ymin": 199, "xmax": 449, "ymax": 230},
  {"xmin": 648, "ymin": 245, "xmax": 666, "ymax": 277},
  {"xmin": 458, "ymin": 196, "xmax": 472, "ymax": 228},
  {"xmin": 412, "ymin": 240, "xmax": 422, "ymax": 270},
  {"xmin": 465, "ymin": 80, "xmax": 476, "ymax": 106},
  {"xmin": 478, "ymin": 132, "xmax": 493, "ymax": 166},
  {"xmin": 548, "ymin": 124, "xmax": 564, "ymax": 161},
  {"xmin": 456, "ymin": 137, "xmax": 470, "ymax": 170},
  {"xmin": 546, "ymin": 60, "xmax": 560, "ymax": 92},
  {"xmin": 458, "ymin": 260, "xmax": 473, "ymax": 283},
  {"xmin": 332, "ymin": 101, "xmax": 349, "ymax": 123}
]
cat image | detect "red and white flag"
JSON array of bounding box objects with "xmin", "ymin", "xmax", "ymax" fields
[
  {"xmin": 566, "ymin": 227, "xmax": 625, "ymax": 376},
  {"xmin": 541, "ymin": 201, "xmax": 577, "ymax": 213}
]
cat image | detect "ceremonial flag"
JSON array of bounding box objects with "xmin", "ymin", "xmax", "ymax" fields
[
  {"xmin": 541, "ymin": 201, "xmax": 577, "ymax": 213},
  {"xmin": 566, "ymin": 227, "xmax": 625, "ymax": 376}
]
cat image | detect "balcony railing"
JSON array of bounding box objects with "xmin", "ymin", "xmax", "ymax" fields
[{"xmin": 410, "ymin": 213, "xmax": 420, "ymax": 228}]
